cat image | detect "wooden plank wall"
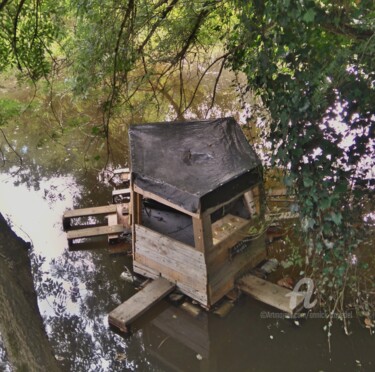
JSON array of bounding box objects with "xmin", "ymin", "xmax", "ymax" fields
[
  {"xmin": 208, "ymin": 236, "xmax": 266, "ymax": 305},
  {"xmin": 206, "ymin": 211, "xmax": 266, "ymax": 306},
  {"xmin": 134, "ymin": 224, "xmax": 208, "ymax": 305}
]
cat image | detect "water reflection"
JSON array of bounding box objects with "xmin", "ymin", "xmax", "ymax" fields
[
  {"xmin": 1, "ymin": 165, "xmax": 374, "ymax": 371},
  {"xmin": 0, "ymin": 333, "xmax": 12, "ymax": 372},
  {"xmin": 1, "ymin": 71, "xmax": 375, "ymax": 372}
]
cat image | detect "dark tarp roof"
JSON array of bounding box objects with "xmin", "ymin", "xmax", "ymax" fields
[{"xmin": 129, "ymin": 117, "xmax": 262, "ymax": 214}]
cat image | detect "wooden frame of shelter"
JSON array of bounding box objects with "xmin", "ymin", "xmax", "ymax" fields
[{"xmin": 129, "ymin": 118, "xmax": 267, "ymax": 308}]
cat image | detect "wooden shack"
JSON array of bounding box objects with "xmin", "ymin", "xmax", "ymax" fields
[{"xmin": 129, "ymin": 117, "xmax": 266, "ymax": 308}]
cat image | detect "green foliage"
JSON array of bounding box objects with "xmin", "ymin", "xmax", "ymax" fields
[
  {"xmin": 227, "ymin": 0, "xmax": 374, "ymax": 321},
  {"xmin": 0, "ymin": 98, "xmax": 22, "ymax": 126},
  {"xmin": 0, "ymin": 1, "xmax": 65, "ymax": 80}
]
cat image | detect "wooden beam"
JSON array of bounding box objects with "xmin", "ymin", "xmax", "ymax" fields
[
  {"xmin": 237, "ymin": 274, "xmax": 304, "ymax": 314},
  {"xmin": 202, "ymin": 185, "xmax": 259, "ymax": 217},
  {"xmin": 112, "ymin": 188, "xmax": 131, "ymax": 196},
  {"xmin": 107, "ymin": 213, "xmax": 121, "ymax": 243},
  {"xmin": 131, "ymin": 190, "xmax": 142, "ymax": 256},
  {"xmin": 113, "ymin": 167, "xmax": 130, "ymax": 175},
  {"xmin": 63, "ymin": 204, "xmax": 117, "ymax": 220},
  {"xmin": 208, "ymin": 239, "xmax": 266, "ymax": 306},
  {"xmin": 108, "ymin": 277, "xmax": 175, "ymax": 332},
  {"xmin": 133, "ymin": 184, "xmax": 199, "ymax": 218},
  {"xmin": 266, "ymin": 212, "xmax": 299, "ymax": 221},
  {"xmin": 192, "ymin": 214, "xmax": 213, "ymax": 252},
  {"xmin": 243, "ymin": 189, "xmax": 258, "ymax": 218},
  {"xmin": 66, "ymin": 224, "xmax": 124, "ymax": 241},
  {"xmin": 208, "ymin": 215, "xmax": 255, "ymax": 271},
  {"xmin": 211, "ymin": 214, "xmax": 250, "ymax": 246}
]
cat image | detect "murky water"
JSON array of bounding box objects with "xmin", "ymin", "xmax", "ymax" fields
[{"xmin": 1, "ymin": 76, "xmax": 375, "ymax": 372}]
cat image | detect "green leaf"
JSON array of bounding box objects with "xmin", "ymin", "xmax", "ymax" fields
[
  {"xmin": 320, "ymin": 198, "xmax": 331, "ymax": 210},
  {"xmin": 303, "ymin": 177, "xmax": 314, "ymax": 187},
  {"xmin": 91, "ymin": 126, "xmax": 101, "ymax": 135},
  {"xmin": 330, "ymin": 212, "xmax": 342, "ymax": 225},
  {"xmin": 302, "ymin": 9, "xmax": 316, "ymax": 23}
]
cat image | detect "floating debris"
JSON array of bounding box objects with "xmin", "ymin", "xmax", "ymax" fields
[
  {"xmin": 115, "ymin": 353, "xmax": 127, "ymax": 361},
  {"xmin": 260, "ymin": 258, "xmax": 279, "ymax": 274},
  {"xmin": 277, "ymin": 276, "xmax": 294, "ymax": 290},
  {"xmin": 364, "ymin": 318, "xmax": 374, "ymax": 329},
  {"xmin": 213, "ymin": 300, "xmax": 234, "ymax": 318},
  {"xmin": 120, "ymin": 266, "xmax": 134, "ymax": 283},
  {"xmin": 180, "ymin": 301, "xmax": 201, "ymax": 317},
  {"xmin": 169, "ymin": 292, "xmax": 185, "ymax": 303}
]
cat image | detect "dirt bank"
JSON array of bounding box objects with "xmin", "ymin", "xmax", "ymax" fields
[{"xmin": 0, "ymin": 213, "xmax": 61, "ymax": 372}]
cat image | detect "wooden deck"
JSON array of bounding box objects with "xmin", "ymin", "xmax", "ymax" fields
[
  {"xmin": 237, "ymin": 274, "xmax": 304, "ymax": 314},
  {"xmin": 63, "ymin": 205, "xmax": 117, "ymax": 228},
  {"xmin": 63, "ymin": 201, "xmax": 130, "ymax": 246},
  {"xmin": 109, "ymin": 277, "xmax": 176, "ymax": 332},
  {"xmin": 66, "ymin": 224, "xmax": 124, "ymax": 243}
]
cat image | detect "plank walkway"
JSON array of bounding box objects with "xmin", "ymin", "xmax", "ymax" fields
[
  {"xmin": 67, "ymin": 224, "xmax": 124, "ymax": 242},
  {"xmin": 237, "ymin": 274, "xmax": 304, "ymax": 314},
  {"xmin": 63, "ymin": 204, "xmax": 117, "ymax": 220},
  {"xmin": 108, "ymin": 277, "xmax": 175, "ymax": 332}
]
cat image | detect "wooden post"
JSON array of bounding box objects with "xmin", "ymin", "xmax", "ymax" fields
[
  {"xmin": 131, "ymin": 190, "xmax": 142, "ymax": 256},
  {"xmin": 243, "ymin": 189, "xmax": 258, "ymax": 218},
  {"xmin": 192, "ymin": 214, "xmax": 213, "ymax": 253}
]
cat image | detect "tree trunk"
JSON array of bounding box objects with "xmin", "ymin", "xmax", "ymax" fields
[{"xmin": 0, "ymin": 213, "xmax": 61, "ymax": 372}]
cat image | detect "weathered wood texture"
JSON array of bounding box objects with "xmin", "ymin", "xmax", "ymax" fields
[
  {"xmin": 238, "ymin": 274, "xmax": 304, "ymax": 314},
  {"xmin": 112, "ymin": 188, "xmax": 130, "ymax": 195},
  {"xmin": 67, "ymin": 224, "xmax": 124, "ymax": 241},
  {"xmin": 133, "ymin": 184, "xmax": 199, "ymax": 218},
  {"xmin": 108, "ymin": 277, "xmax": 175, "ymax": 332},
  {"xmin": 202, "ymin": 186, "xmax": 257, "ymax": 217},
  {"xmin": 211, "ymin": 214, "xmax": 250, "ymax": 246},
  {"xmin": 208, "ymin": 235, "xmax": 266, "ymax": 306},
  {"xmin": 131, "ymin": 190, "xmax": 143, "ymax": 256},
  {"xmin": 134, "ymin": 224, "xmax": 208, "ymax": 305},
  {"xmin": 113, "ymin": 167, "xmax": 130, "ymax": 175},
  {"xmin": 266, "ymin": 211, "xmax": 299, "ymax": 221},
  {"xmin": 193, "ymin": 215, "xmax": 213, "ymax": 252},
  {"xmin": 63, "ymin": 204, "xmax": 117, "ymax": 220},
  {"xmin": 208, "ymin": 214, "xmax": 255, "ymax": 272},
  {"xmin": 243, "ymin": 189, "xmax": 258, "ymax": 217}
]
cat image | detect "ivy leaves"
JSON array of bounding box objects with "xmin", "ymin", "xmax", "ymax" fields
[{"xmin": 228, "ymin": 0, "xmax": 374, "ymax": 320}]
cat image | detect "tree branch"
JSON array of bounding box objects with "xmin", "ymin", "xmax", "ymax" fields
[
  {"xmin": 0, "ymin": 0, "xmax": 11, "ymax": 12},
  {"xmin": 323, "ymin": 22, "xmax": 374, "ymax": 41},
  {"xmin": 173, "ymin": 6, "xmax": 210, "ymax": 64},
  {"xmin": 137, "ymin": 0, "xmax": 179, "ymax": 54},
  {"xmin": 206, "ymin": 55, "xmax": 226, "ymax": 116},
  {"xmin": 183, "ymin": 51, "xmax": 230, "ymax": 114},
  {"xmin": 0, "ymin": 128, "xmax": 23, "ymax": 168},
  {"xmin": 12, "ymin": 0, "xmax": 26, "ymax": 71}
]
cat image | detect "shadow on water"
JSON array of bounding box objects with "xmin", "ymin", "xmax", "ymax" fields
[{"xmin": 0, "ymin": 75, "xmax": 375, "ymax": 372}]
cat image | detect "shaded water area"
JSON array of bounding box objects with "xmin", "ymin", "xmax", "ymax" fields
[{"xmin": 0, "ymin": 78, "xmax": 375, "ymax": 372}]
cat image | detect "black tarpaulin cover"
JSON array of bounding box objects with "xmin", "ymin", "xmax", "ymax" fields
[{"xmin": 129, "ymin": 117, "xmax": 262, "ymax": 214}]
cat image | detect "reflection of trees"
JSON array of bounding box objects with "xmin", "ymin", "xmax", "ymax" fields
[
  {"xmin": 0, "ymin": 333, "xmax": 11, "ymax": 371},
  {"xmin": 34, "ymin": 246, "xmax": 157, "ymax": 371}
]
